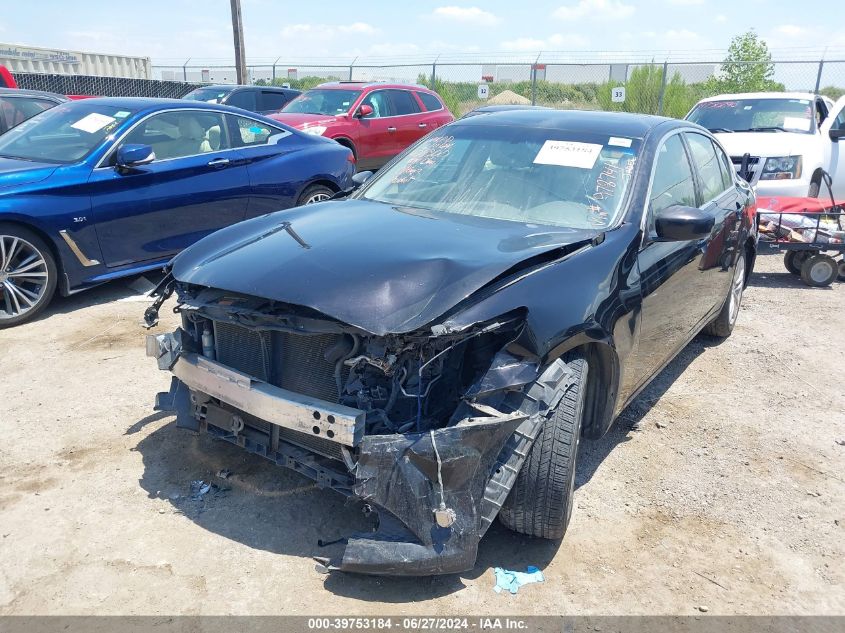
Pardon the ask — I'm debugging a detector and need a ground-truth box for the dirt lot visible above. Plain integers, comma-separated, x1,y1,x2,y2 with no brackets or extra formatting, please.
1,252,843,615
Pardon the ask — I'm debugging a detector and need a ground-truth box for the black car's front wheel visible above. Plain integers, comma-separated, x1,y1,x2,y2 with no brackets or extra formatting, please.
704,250,746,338
0,224,57,329
498,353,588,540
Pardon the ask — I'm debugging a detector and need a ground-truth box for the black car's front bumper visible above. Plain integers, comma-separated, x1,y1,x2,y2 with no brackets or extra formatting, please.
149,331,572,576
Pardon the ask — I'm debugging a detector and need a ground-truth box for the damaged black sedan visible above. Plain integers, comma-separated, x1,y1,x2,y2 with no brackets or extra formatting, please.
145,110,756,576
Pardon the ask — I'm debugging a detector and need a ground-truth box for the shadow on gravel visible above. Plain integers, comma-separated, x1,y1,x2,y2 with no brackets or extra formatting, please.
132,331,716,600
748,270,836,290
26,271,165,326
575,333,713,489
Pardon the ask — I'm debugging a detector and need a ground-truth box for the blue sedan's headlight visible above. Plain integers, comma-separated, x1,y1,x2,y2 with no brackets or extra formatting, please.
760,155,802,180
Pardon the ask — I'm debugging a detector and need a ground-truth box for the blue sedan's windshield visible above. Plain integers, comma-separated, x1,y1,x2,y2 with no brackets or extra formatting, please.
0,103,136,164
359,125,641,229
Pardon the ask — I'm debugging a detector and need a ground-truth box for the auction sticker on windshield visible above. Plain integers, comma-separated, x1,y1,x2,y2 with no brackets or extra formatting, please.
71,112,116,134
533,140,602,169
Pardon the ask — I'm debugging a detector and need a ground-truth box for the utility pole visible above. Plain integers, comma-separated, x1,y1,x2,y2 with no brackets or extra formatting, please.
230,0,247,84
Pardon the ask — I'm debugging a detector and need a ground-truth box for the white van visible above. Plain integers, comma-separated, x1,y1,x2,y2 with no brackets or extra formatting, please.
686,92,845,199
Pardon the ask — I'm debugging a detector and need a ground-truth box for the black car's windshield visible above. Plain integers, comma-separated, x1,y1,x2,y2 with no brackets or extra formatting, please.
687,98,816,134
359,125,641,229
0,103,135,164
281,89,361,115
182,87,233,103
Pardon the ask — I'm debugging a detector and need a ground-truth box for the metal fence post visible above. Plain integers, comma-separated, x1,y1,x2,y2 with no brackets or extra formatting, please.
531,54,541,106
657,60,669,115
272,57,280,84
182,58,191,82
814,60,824,93
432,62,436,85
349,57,357,81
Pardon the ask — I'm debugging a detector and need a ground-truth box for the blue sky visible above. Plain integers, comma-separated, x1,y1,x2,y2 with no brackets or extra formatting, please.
1,0,843,63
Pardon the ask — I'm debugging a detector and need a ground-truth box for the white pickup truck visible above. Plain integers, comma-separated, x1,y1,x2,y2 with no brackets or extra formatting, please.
686,92,845,199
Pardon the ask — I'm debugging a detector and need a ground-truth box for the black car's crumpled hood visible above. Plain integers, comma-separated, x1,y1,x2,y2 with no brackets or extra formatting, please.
171,199,598,335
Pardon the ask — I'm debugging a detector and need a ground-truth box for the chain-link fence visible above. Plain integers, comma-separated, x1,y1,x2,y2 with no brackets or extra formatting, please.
12,72,201,98
10,56,845,113
159,58,840,118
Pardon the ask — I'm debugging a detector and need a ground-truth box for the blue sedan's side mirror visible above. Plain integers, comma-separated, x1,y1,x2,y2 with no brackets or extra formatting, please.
351,170,374,187
116,144,155,168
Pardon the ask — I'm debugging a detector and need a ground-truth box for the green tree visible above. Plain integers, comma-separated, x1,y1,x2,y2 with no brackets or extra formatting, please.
705,30,783,94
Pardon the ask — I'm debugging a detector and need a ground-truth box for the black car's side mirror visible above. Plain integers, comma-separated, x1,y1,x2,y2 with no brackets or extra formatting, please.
829,128,845,142
352,171,374,187
116,143,155,169
654,205,714,241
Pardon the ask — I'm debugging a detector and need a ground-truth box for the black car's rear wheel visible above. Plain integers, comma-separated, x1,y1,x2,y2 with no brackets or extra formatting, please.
498,353,588,540
838,259,845,282
0,224,57,328
704,250,746,338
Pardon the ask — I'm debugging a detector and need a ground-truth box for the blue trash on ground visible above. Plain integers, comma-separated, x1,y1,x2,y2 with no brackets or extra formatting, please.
493,566,545,594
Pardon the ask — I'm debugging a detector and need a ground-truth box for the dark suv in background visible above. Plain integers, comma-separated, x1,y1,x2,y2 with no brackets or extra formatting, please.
182,84,301,115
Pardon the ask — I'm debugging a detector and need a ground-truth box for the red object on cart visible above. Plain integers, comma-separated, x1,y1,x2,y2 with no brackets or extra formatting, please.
756,196,845,214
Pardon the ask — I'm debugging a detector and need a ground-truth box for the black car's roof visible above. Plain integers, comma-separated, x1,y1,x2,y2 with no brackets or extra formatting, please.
0,87,67,101
455,108,683,139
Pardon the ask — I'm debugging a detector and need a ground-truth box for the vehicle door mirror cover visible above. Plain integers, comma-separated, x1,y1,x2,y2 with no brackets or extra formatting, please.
357,104,374,118
116,143,155,168
654,205,715,241
352,170,374,187
829,128,845,142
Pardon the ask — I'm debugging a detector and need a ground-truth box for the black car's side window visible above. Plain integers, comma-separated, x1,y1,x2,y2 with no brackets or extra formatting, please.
685,132,729,203
259,90,291,112
120,111,230,161
227,114,288,147
648,134,697,232
225,89,257,111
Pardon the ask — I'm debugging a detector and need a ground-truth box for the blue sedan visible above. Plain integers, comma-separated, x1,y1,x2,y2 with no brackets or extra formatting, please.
0,97,355,327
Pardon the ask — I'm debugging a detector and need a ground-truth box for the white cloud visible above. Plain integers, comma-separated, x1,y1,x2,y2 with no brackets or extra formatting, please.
667,0,704,5
552,0,635,20
715,14,727,23
430,6,501,26
280,22,379,41
501,33,590,51
773,24,808,37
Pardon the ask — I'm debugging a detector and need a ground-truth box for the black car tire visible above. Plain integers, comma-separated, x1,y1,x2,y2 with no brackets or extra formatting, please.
838,259,845,282
704,250,746,338
0,223,57,329
498,353,588,540
297,184,335,206
800,254,838,287
783,250,807,275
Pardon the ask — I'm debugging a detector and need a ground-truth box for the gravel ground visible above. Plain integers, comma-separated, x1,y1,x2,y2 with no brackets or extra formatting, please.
0,252,843,615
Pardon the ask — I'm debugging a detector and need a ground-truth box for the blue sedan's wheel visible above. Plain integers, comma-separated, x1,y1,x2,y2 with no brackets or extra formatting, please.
0,224,57,328
297,184,334,206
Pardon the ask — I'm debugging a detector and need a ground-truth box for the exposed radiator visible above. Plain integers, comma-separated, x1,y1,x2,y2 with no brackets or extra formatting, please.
213,321,345,403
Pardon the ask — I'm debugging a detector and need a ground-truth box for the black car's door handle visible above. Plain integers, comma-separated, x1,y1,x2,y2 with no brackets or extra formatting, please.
207,157,230,167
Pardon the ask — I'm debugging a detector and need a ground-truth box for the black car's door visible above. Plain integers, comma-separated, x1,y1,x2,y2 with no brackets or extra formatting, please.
88,109,250,267
630,131,734,388
683,131,742,316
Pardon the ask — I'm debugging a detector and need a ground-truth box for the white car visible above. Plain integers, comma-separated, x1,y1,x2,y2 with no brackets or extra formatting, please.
686,92,845,199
